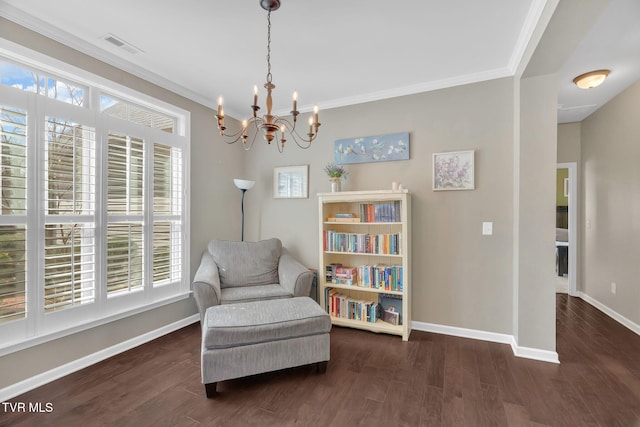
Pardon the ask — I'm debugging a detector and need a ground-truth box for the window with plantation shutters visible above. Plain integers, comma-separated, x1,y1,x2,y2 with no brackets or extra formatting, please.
44,117,96,311
107,132,144,295
0,52,189,349
0,105,27,324
153,143,182,286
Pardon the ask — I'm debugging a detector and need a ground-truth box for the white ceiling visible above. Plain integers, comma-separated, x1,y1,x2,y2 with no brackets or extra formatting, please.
0,0,637,124
557,0,640,123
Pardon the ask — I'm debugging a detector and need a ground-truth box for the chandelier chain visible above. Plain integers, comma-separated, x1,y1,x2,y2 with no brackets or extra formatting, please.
266,10,272,84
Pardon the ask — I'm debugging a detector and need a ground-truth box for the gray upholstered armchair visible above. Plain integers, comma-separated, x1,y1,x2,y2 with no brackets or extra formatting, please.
192,238,313,323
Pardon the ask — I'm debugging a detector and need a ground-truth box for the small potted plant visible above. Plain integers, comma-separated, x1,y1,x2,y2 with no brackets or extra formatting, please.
324,162,348,192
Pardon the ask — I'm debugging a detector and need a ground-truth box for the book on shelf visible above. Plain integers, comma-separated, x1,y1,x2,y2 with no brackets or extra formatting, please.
335,266,357,278
325,287,380,324
334,213,356,218
333,278,355,286
325,264,403,291
356,264,403,291
359,201,402,223
383,308,400,325
379,293,403,325
327,217,361,223
325,263,342,282
323,230,402,255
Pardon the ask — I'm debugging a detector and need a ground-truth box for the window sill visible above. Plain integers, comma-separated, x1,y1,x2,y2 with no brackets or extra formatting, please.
0,292,193,357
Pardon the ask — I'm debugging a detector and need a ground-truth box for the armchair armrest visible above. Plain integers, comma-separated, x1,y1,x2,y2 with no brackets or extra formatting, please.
192,252,222,325
278,250,313,297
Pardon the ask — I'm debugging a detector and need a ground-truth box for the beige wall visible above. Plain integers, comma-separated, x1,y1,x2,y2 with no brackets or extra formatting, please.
0,18,244,388
245,78,517,335
557,122,581,163
581,80,640,326
515,74,557,351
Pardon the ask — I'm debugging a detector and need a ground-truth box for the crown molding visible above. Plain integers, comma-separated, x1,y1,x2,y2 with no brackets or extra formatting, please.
508,0,550,74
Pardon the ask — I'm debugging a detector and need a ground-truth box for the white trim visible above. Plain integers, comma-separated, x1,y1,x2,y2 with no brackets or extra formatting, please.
0,42,191,351
0,292,192,356
411,320,560,364
511,342,560,363
507,0,550,73
0,313,200,402
557,162,578,296
281,68,513,120
578,291,640,337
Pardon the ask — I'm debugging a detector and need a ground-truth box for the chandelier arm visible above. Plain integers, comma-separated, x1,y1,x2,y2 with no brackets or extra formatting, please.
273,132,285,153
221,130,246,144
272,118,316,148
244,126,262,151
219,117,260,144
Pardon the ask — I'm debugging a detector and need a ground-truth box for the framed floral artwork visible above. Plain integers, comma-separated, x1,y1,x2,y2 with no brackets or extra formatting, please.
334,132,409,164
432,150,475,191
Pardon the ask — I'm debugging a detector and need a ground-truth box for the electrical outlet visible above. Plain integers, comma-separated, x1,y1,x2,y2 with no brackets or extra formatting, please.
611,282,617,294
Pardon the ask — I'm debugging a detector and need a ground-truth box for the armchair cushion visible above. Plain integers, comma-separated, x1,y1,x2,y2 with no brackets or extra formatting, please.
207,238,281,288
220,284,291,304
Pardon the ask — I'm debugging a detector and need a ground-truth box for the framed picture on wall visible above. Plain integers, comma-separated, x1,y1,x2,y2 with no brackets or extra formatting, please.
273,165,309,198
432,150,475,191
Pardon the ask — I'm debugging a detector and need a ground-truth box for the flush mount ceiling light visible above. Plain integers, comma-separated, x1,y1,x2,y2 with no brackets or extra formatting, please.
216,0,320,152
572,69,610,89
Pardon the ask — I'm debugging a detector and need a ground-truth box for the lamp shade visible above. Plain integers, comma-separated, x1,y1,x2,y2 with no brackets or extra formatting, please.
573,70,610,89
233,179,255,190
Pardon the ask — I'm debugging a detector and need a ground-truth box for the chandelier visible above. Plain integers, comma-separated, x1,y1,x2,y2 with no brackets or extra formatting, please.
216,0,320,152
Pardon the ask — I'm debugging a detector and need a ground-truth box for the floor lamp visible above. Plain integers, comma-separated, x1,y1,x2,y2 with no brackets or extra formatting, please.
233,179,255,241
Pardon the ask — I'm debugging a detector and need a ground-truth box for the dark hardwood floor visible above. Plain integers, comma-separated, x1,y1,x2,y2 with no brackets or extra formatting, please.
2,294,640,426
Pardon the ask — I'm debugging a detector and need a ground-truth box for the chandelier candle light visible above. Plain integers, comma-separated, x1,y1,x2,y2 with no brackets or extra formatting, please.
216,0,320,152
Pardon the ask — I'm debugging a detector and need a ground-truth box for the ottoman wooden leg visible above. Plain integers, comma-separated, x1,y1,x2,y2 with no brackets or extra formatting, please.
316,361,328,374
205,382,217,398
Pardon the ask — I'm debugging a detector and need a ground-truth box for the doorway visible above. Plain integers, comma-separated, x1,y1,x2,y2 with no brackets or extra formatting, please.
556,163,577,296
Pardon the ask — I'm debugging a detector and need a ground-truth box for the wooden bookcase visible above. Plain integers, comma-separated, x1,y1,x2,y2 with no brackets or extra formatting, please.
318,190,411,341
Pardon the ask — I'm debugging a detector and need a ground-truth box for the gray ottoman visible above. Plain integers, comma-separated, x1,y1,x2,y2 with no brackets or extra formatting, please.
201,296,331,397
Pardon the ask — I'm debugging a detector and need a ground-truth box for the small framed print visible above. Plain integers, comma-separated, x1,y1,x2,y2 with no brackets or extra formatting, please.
432,150,475,191
273,165,309,199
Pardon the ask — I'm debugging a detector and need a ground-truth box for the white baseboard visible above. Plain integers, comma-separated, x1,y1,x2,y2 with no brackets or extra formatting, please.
0,314,200,403
511,343,559,363
577,291,640,336
411,320,559,364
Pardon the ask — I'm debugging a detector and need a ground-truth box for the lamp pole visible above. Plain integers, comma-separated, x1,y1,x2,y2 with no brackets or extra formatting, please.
240,188,247,242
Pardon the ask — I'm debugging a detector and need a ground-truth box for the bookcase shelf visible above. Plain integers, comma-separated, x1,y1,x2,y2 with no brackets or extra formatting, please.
323,251,403,258
321,281,404,296
329,316,403,335
318,190,411,341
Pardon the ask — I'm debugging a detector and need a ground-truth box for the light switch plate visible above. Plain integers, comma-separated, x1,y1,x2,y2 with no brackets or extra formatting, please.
482,222,493,235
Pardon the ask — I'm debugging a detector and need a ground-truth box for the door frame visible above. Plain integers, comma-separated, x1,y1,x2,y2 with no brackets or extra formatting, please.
557,162,577,296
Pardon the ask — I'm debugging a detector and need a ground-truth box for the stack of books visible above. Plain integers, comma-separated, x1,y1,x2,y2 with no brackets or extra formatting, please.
327,213,360,223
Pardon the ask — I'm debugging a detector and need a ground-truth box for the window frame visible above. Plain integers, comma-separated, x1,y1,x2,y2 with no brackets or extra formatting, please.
0,39,191,355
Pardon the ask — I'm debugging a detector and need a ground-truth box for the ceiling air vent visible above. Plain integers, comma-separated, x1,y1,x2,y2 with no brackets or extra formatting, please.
102,33,144,55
